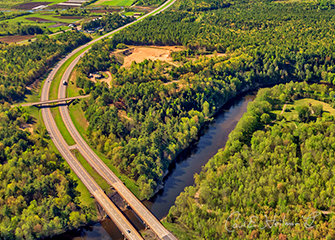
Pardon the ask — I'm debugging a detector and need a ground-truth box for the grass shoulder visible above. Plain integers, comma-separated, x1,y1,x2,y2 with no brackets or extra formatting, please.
49,44,91,100
50,107,76,145
162,220,202,240
72,149,114,196
69,101,141,198
24,105,98,220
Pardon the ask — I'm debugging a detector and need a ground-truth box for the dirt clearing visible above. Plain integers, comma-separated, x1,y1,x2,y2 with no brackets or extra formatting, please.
0,35,35,43
119,46,185,68
20,123,34,134
90,71,112,87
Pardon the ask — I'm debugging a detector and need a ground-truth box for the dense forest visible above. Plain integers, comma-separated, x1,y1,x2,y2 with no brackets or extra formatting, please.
0,104,91,239
0,31,91,103
73,0,335,200
167,82,335,239
81,13,134,31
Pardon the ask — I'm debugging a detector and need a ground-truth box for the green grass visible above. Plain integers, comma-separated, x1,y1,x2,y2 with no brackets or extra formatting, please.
273,98,335,121
0,12,81,33
50,107,76,146
67,71,140,197
32,0,69,4
123,12,142,16
67,71,82,98
68,101,141,198
49,44,91,100
73,149,114,195
69,101,88,133
99,0,134,6
162,220,202,240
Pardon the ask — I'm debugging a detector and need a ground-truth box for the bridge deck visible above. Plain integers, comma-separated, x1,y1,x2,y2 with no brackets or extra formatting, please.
12,95,89,107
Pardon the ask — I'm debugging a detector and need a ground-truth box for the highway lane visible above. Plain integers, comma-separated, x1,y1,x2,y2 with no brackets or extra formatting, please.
55,1,178,239
41,55,143,240
59,100,177,240
40,1,177,239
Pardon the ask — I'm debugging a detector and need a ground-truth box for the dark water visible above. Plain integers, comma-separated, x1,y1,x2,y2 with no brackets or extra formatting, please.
51,91,257,240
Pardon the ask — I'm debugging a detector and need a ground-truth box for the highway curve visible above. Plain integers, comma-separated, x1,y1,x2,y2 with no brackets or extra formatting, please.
41,59,143,240
42,1,177,239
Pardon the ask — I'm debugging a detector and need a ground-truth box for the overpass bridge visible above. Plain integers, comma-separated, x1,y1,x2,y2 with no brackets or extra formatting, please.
12,95,89,107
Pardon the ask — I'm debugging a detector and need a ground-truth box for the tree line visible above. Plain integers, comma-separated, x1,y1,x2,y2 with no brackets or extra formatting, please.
73,0,335,201
0,31,91,103
167,81,335,239
81,13,134,31
0,104,92,239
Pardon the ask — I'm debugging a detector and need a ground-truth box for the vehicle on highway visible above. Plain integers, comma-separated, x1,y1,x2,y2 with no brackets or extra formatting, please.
63,80,67,85
127,230,131,233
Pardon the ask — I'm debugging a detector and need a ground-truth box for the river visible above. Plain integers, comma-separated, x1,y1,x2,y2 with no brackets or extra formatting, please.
50,91,257,240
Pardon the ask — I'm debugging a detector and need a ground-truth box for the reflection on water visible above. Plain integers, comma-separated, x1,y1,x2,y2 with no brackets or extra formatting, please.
50,91,256,240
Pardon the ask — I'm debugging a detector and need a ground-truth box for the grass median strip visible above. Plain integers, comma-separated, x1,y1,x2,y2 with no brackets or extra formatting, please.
50,107,76,146
72,149,114,196
49,44,92,100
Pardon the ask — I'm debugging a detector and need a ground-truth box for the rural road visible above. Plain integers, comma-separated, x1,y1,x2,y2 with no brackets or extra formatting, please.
41,0,178,239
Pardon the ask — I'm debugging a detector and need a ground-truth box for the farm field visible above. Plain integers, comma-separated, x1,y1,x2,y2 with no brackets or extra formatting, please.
0,12,82,23
0,34,35,43
94,0,134,6
31,0,68,5
0,12,81,33
123,11,142,16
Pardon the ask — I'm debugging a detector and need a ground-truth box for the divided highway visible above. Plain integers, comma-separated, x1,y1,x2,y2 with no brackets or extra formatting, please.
41,57,143,240
41,1,178,239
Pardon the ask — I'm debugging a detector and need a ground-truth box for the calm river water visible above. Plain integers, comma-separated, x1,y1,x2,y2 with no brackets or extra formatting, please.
51,91,257,240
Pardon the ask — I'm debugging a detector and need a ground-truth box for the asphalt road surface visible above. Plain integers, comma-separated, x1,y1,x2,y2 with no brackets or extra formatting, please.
41,64,143,240
41,0,178,239
16,95,89,107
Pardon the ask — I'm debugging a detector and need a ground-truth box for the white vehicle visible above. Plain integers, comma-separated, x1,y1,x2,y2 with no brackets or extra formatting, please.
63,80,67,85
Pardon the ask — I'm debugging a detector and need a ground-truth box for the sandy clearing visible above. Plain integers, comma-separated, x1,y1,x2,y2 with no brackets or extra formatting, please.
121,46,185,68
20,123,34,134
91,71,112,87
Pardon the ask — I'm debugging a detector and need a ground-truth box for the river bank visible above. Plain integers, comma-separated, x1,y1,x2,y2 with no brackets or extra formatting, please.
49,82,268,239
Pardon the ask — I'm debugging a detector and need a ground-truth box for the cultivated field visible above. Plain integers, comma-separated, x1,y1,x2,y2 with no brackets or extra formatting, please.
14,1,51,9
0,12,82,33
93,0,134,6
0,34,35,43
